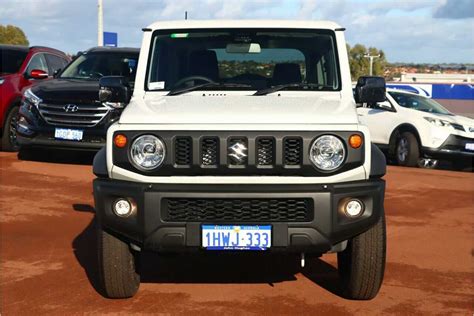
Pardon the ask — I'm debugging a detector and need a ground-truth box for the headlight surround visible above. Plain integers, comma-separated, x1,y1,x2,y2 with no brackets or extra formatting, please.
309,135,346,171
130,135,166,171
424,117,453,129
23,88,42,107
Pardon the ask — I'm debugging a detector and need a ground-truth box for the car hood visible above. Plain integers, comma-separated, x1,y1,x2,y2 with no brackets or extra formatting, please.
120,94,357,125
31,78,100,104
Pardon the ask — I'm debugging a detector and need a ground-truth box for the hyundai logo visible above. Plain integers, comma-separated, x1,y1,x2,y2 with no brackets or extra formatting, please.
63,104,79,113
228,141,248,164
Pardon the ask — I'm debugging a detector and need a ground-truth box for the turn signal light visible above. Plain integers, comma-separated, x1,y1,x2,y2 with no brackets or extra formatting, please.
349,134,363,149
114,134,127,148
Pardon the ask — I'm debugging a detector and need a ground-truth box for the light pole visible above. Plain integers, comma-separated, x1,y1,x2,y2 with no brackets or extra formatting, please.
364,53,380,76
98,0,103,46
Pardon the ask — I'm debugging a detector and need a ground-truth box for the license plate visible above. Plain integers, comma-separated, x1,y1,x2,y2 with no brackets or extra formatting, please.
202,225,271,250
465,143,474,151
54,128,83,141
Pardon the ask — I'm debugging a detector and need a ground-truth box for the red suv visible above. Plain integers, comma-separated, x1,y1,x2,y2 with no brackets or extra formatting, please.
0,45,70,151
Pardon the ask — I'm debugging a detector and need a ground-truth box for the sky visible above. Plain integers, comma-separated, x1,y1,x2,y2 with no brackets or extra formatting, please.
1,0,473,63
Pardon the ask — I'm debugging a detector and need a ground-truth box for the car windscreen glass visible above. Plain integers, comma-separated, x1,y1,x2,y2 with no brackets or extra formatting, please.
0,48,28,74
147,28,341,92
60,52,138,82
389,91,451,115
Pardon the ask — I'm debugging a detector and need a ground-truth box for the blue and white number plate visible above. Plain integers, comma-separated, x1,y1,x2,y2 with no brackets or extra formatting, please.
202,225,271,250
54,128,83,141
465,143,474,151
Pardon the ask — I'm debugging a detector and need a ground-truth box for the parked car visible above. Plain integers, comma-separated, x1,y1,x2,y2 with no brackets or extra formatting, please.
357,89,474,169
16,46,139,151
92,20,387,300
0,45,70,151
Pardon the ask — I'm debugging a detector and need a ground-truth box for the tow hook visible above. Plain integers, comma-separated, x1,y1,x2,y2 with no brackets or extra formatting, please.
418,158,438,169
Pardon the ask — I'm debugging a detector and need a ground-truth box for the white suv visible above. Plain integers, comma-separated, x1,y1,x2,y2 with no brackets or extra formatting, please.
93,20,388,299
357,89,474,169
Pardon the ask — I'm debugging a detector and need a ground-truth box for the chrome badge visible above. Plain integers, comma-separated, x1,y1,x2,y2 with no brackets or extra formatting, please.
63,104,79,113
228,141,248,164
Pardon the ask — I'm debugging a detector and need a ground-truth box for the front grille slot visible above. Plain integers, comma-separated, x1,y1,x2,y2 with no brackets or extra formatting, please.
38,102,109,127
163,198,313,222
175,137,192,165
201,137,219,166
284,137,303,166
257,137,275,166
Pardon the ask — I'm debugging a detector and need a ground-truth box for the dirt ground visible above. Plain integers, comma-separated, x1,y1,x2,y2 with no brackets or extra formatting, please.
1,151,473,315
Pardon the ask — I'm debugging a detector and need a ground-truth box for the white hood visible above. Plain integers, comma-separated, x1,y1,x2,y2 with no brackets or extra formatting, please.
119,93,358,125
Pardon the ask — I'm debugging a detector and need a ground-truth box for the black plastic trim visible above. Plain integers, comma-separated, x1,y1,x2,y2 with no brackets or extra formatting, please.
370,143,386,178
93,147,108,178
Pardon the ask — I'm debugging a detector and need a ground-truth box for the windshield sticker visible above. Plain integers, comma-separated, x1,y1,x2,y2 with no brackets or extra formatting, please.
149,81,165,90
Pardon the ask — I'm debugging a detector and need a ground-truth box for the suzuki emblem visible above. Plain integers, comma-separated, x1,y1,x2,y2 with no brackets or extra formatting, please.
228,141,248,164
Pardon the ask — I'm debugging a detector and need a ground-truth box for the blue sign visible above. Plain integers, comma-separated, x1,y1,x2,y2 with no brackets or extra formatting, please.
387,83,474,101
103,32,117,47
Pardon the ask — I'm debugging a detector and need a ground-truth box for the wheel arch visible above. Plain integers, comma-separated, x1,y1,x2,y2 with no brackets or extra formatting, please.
388,123,421,156
1,96,22,136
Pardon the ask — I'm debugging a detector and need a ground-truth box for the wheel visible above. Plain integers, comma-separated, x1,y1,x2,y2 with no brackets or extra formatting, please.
395,132,419,167
337,212,386,300
1,106,20,152
97,224,140,298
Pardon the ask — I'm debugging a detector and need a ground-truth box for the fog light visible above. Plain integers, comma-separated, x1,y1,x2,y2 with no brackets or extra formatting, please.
344,199,364,217
113,198,136,217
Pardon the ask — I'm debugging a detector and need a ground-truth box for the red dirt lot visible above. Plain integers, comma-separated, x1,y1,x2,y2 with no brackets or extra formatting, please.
1,151,473,315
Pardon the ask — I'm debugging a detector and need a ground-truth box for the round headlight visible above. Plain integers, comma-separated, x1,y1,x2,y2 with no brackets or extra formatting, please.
310,135,345,171
130,135,165,170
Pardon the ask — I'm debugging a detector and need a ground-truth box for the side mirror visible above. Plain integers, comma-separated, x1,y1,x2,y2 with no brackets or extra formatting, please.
354,76,386,104
28,69,49,80
99,76,131,107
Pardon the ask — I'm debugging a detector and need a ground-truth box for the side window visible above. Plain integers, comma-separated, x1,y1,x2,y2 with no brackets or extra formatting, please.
26,54,49,74
45,54,68,74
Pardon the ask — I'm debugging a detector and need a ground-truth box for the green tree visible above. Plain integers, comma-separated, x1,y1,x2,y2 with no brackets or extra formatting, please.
347,43,387,80
0,25,29,46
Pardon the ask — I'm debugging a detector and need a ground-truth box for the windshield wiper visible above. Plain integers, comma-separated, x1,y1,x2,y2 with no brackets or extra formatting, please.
167,82,251,96
253,83,333,96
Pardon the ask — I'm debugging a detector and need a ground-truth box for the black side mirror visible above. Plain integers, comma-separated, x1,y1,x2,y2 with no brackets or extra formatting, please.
99,76,131,107
354,76,386,104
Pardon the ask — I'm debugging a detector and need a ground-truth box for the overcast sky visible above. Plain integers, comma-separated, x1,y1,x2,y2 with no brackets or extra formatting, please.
1,0,473,63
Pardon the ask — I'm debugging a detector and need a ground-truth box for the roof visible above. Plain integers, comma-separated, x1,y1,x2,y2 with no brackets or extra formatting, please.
146,20,343,31
86,46,140,54
0,44,29,51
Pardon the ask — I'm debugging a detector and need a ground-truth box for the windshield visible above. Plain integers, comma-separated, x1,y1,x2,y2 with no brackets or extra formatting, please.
147,28,340,92
60,52,138,82
0,48,28,74
389,91,451,115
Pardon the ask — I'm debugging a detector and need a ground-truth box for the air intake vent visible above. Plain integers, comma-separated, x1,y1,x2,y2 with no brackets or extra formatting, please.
257,137,275,166
284,137,302,166
175,137,192,165
201,137,219,166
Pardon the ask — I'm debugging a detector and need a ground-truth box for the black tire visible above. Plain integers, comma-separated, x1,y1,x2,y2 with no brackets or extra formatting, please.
97,225,140,298
395,132,419,167
338,212,386,300
1,106,20,152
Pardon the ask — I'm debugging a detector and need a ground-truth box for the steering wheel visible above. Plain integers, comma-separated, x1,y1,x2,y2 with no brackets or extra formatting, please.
172,75,215,89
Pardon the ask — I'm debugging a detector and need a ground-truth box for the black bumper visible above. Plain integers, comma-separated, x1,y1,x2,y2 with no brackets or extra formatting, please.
93,179,385,254
423,135,474,159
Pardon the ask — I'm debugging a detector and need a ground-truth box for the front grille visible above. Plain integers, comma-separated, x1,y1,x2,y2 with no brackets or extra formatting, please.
284,137,303,165
163,198,313,222
175,137,192,165
451,123,465,132
257,137,275,166
201,137,219,166
38,102,109,127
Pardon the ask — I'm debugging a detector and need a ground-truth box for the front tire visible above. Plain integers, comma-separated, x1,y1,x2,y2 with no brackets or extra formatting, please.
97,225,140,298
1,106,20,152
396,132,419,167
337,212,386,300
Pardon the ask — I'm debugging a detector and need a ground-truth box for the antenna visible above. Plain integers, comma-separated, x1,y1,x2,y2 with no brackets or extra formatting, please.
185,11,188,20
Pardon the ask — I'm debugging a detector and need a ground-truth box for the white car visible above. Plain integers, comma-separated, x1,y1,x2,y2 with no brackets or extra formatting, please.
92,20,388,299
357,89,474,169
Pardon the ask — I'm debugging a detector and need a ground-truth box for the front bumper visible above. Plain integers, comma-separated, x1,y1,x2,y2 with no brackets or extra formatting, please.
423,134,474,158
93,179,385,254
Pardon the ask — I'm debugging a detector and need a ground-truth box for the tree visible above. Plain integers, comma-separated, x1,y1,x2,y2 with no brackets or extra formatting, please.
0,25,29,46
347,43,387,80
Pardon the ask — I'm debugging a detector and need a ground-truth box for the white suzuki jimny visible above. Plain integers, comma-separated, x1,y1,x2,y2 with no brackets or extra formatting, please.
93,20,388,300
